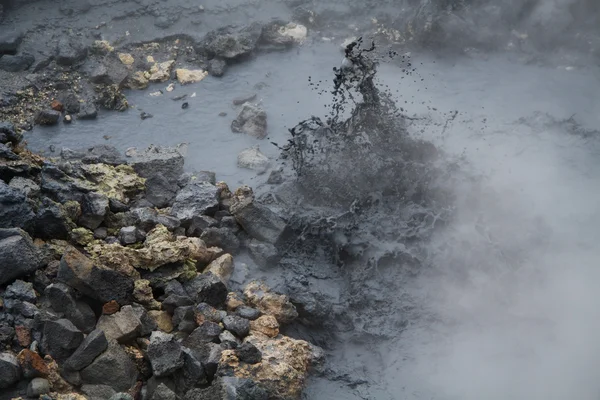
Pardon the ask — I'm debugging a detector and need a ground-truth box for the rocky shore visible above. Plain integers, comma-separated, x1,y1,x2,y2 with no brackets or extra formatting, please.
0,120,325,399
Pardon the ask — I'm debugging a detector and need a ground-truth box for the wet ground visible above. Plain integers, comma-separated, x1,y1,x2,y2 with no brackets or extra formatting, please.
4,1,600,399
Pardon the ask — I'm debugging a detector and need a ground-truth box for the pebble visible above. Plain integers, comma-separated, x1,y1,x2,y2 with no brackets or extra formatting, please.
140,112,153,120
181,102,189,109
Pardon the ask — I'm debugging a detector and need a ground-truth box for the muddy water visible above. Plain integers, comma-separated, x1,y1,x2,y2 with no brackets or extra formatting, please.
24,40,600,400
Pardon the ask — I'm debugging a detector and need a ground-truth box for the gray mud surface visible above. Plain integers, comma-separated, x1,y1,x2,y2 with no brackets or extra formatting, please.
3,0,600,399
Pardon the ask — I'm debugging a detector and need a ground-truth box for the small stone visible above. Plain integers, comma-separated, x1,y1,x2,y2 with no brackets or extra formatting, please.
103,301,120,315
80,340,137,392
235,342,262,364
42,319,84,361
148,311,173,333
64,115,72,123
175,69,209,84
184,322,222,344
0,352,21,388
237,145,270,173
34,110,61,126
148,60,175,82
232,93,257,105
147,331,184,377
222,315,250,338
183,273,228,307
118,53,134,65
203,253,234,283
226,292,245,311
17,349,48,379
219,330,240,349
172,306,196,333
51,99,64,111
96,305,142,343
127,71,149,90
15,325,31,347
207,58,226,77
70,227,94,246
64,329,108,372
194,303,222,325
236,306,261,320
118,226,146,245
231,103,267,139
250,315,279,338
27,377,51,397
181,102,189,109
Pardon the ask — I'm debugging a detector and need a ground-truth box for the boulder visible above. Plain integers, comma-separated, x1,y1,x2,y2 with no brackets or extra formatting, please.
237,145,270,172
0,352,21,389
0,228,42,286
183,273,228,306
96,305,142,343
170,181,219,224
32,197,75,240
42,318,84,361
243,281,298,324
80,340,138,392
147,331,184,377
175,69,209,84
231,104,267,139
57,246,134,305
64,329,108,371
79,192,109,230
0,180,34,229
230,188,288,245
199,23,262,60
0,52,35,72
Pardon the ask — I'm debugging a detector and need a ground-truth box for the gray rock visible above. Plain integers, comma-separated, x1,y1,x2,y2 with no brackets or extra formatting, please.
161,294,193,314
130,303,157,336
57,247,134,305
81,384,117,400
118,226,146,245
151,383,177,400
64,329,108,371
235,342,262,364
235,306,261,320
182,342,222,380
27,377,50,397
128,145,184,184
222,315,250,338
207,58,227,77
79,192,109,230
247,239,281,267
0,121,22,145
9,177,40,198
145,173,179,208
59,92,81,114
96,305,142,343
56,38,88,66
0,31,23,54
186,215,218,237
5,279,36,302
130,207,181,231
147,331,184,377
42,318,84,361
109,393,134,400
0,323,15,346
170,181,219,224
231,103,267,139
183,273,228,307
94,227,108,239
194,303,223,324
221,376,269,400
39,163,90,203
183,322,222,346
230,198,288,245
174,347,207,393
219,330,240,349
172,306,196,333
109,198,129,213
0,181,35,229
0,52,35,72
199,227,240,253
45,283,96,333
0,228,42,286
60,145,126,166
80,340,138,392
32,197,73,240
0,352,21,389
0,142,18,160
85,60,129,87
237,145,270,172
34,109,61,125
77,101,98,120
199,23,262,60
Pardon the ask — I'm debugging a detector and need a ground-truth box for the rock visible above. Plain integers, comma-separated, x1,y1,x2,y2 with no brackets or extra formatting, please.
249,315,279,338
109,198,129,213
219,330,240,349
184,322,222,345
184,342,222,379
172,306,196,333
90,40,114,55
82,384,117,400
32,197,74,240
151,383,177,400
57,246,134,305
118,226,146,245
16,349,47,379
0,228,42,285
144,173,178,208
235,342,262,364
34,109,61,126
243,281,298,324
15,325,31,347
207,58,227,77
96,306,142,343
78,192,109,230
9,177,40,198
94,227,108,239
56,38,88,66
223,315,250,338
232,93,257,105
130,303,157,336
127,71,149,90
183,273,228,306
248,239,281,268
186,215,218,237
199,227,239,253
161,294,193,314
61,145,126,166
236,306,261,321
5,279,36,302
0,352,21,389
77,102,98,120
261,21,308,49
237,145,270,173
0,52,35,72
79,163,145,203
231,104,267,139
118,53,134,65
147,311,173,333
170,181,219,224
0,121,22,145
27,377,50,397
64,329,108,371
148,60,175,82
0,181,35,229
80,340,138,392
0,31,23,54
130,208,180,231
174,347,207,392
132,279,160,310
71,227,94,246
203,254,234,284
147,331,184,377
232,195,288,247
176,69,209,84
128,145,184,185
194,303,223,325
200,23,262,60
45,283,96,333
42,319,84,361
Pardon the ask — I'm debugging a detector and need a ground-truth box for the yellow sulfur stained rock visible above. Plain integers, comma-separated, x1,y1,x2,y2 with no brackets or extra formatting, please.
244,281,298,324
148,60,175,82
79,163,146,203
250,315,279,338
219,333,323,399
118,52,135,65
175,68,209,84
203,253,234,283
70,227,94,246
91,40,114,54
148,310,173,333
127,71,149,90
